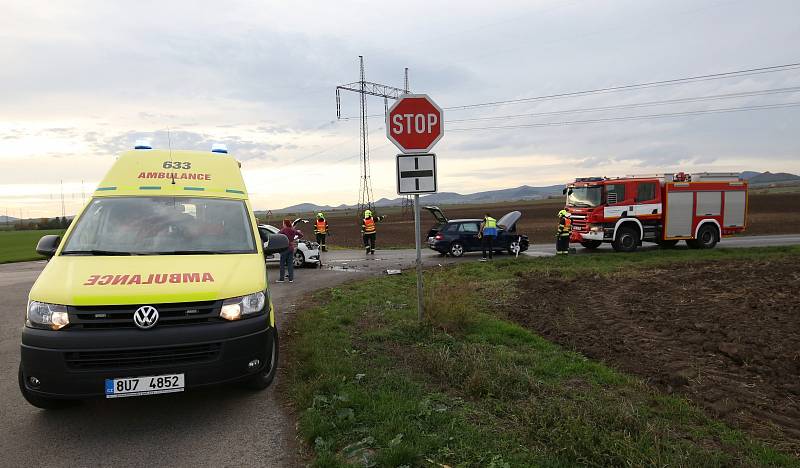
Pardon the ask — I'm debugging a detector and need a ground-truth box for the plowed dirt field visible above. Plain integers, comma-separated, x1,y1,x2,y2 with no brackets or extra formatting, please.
508,256,800,455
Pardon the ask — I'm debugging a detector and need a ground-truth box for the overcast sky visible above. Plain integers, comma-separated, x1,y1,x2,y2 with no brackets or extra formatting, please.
2,0,799,218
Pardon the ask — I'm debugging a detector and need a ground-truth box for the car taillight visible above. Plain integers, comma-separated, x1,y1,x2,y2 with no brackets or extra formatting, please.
435,234,444,240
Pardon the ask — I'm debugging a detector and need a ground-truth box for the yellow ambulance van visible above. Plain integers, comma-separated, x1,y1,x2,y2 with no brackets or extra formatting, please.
19,144,288,408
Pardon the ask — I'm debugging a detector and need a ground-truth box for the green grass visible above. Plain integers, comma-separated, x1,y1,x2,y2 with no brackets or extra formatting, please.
0,230,63,264
283,246,800,467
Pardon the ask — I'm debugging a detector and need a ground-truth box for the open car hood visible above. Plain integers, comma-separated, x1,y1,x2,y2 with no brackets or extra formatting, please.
423,206,448,223
497,210,521,230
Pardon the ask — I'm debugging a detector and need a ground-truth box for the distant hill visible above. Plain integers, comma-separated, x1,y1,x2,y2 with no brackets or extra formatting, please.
0,216,18,223
266,171,798,213
747,171,800,185
268,184,564,213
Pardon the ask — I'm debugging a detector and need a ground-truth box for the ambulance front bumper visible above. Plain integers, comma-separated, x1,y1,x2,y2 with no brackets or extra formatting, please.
19,318,273,399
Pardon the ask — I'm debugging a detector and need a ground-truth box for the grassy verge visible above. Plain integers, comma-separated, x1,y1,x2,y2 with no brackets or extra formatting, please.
283,246,800,467
0,230,63,264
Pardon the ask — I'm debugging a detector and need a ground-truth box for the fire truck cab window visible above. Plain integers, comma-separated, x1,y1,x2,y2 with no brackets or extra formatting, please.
636,182,657,202
567,186,602,207
605,184,626,205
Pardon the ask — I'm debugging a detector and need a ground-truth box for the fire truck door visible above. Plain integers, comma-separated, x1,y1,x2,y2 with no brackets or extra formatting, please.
666,191,693,238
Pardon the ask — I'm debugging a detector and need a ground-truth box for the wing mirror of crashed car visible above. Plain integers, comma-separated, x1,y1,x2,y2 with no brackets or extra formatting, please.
36,235,61,258
264,233,290,255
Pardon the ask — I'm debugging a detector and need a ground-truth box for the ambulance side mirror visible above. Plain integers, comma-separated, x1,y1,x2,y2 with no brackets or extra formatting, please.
36,235,61,258
264,234,289,255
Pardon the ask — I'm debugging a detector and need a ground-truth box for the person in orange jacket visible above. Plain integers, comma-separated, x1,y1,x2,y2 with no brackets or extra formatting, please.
360,209,385,255
313,212,329,252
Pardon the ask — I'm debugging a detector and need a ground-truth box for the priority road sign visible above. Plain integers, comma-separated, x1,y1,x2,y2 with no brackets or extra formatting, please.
396,153,437,195
387,94,444,154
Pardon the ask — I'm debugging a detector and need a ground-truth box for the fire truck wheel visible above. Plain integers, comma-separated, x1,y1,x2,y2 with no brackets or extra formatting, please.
689,224,719,249
580,240,602,249
612,225,639,252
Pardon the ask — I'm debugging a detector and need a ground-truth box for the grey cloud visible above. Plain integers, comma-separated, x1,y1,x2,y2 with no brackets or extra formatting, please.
87,130,281,162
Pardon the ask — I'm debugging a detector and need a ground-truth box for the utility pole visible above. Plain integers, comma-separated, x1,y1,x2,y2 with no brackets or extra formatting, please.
400,67,414,220
60,180,66,218
336,57,408,218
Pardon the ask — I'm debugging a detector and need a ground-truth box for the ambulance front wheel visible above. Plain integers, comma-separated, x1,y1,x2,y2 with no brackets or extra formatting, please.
244,327,279,390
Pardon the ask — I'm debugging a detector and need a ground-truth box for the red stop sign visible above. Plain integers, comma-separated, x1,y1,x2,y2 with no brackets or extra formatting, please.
386,94,444,154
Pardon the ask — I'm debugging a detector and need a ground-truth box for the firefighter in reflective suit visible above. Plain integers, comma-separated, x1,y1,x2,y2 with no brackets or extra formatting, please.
556,209,572,255
314,212,329,252
361,209,385,255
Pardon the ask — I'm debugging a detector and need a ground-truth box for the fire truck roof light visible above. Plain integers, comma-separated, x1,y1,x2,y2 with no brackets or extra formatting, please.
211,143,228,154
575,177,604,182
134,140,152,150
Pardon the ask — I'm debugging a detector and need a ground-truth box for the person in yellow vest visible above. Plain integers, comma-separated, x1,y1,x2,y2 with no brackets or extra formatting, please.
360,209,385,255
479,213,498,261
556,209,572,255
313,212,329,252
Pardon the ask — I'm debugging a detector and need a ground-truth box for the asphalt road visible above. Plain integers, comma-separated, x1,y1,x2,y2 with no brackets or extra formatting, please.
1,233,798,467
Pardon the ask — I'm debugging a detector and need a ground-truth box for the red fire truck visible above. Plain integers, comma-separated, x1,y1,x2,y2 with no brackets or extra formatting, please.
565,172,748,252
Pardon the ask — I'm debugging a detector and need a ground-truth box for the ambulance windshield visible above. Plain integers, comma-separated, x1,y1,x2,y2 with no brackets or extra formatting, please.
567,186,602,207
62,197,256,255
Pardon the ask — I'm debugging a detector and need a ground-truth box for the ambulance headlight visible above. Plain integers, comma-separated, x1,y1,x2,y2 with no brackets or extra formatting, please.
27,301,70,330
220,291,266,321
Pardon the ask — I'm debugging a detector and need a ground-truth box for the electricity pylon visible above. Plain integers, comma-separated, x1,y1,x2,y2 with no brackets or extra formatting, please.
336,57,408,218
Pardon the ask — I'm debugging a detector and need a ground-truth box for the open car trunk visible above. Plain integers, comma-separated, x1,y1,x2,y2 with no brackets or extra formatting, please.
497,210,521,233
423,206,448,238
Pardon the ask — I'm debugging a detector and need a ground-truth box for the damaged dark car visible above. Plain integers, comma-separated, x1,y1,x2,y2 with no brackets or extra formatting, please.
424,206,529,257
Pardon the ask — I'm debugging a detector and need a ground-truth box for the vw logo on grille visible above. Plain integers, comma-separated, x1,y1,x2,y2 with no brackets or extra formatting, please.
133,306,159,330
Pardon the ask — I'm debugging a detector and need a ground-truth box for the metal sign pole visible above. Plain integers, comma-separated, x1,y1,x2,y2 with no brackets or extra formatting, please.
413,194,424,321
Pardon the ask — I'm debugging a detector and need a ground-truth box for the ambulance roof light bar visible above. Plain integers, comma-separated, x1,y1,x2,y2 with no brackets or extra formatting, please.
134,139,152,150
211,143,228,154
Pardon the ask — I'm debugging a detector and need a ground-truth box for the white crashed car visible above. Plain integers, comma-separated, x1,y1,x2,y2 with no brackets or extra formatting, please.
258,221,320,268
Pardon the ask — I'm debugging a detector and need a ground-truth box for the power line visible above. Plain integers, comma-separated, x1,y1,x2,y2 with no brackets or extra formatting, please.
339,61,800,120
446,86,800,123
448,101,800,132
445,62,800,111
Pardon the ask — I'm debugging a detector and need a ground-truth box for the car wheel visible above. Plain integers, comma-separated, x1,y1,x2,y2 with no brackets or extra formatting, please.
18,364,74,409
449,241,464,257
612,225,639,253
689,224,718,249
508,240,522,255
244,327,279,390
293,250,305,268
580,240,602,249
